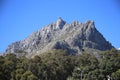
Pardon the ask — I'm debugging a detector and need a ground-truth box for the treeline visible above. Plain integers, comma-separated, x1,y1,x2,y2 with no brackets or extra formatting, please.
0,49,120,80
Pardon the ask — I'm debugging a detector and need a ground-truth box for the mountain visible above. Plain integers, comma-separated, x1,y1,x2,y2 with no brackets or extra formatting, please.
5,17,114,57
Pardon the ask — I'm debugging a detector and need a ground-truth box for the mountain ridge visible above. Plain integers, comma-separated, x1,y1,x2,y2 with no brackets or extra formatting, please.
6,18,114,57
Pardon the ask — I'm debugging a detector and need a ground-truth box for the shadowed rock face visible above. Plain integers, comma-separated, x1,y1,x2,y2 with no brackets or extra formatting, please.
6,18,114,57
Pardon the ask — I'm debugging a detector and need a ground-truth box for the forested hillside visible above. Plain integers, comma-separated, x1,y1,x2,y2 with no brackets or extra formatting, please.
1,49,120,80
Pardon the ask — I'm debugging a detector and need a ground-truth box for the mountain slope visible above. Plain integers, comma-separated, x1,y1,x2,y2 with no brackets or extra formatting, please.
6,18,114,57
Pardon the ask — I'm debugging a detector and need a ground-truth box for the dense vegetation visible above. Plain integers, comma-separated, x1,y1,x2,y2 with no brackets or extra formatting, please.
0,49,120,80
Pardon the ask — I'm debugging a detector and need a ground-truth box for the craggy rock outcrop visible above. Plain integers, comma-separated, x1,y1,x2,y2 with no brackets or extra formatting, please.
6,18,114,57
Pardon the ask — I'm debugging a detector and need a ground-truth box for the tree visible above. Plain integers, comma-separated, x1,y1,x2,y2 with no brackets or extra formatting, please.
21,71,38,80
0,56,4,80
3,54,17,80
112,69,120,80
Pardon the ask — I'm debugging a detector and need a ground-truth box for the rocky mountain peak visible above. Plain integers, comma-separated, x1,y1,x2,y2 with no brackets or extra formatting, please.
55,17,66,29
56,17,64,22
5,18,114,57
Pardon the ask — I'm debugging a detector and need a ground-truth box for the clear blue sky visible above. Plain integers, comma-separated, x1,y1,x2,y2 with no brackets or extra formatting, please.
0,0,120,52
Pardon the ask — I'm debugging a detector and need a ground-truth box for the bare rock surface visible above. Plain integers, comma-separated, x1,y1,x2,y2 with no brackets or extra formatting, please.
6,18,114,57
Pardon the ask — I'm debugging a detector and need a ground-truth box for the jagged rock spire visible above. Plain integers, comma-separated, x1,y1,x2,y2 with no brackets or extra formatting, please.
56,17,66,29
6,18,114,57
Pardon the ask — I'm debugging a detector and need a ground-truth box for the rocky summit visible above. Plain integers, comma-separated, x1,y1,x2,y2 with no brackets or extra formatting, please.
6,18,114,57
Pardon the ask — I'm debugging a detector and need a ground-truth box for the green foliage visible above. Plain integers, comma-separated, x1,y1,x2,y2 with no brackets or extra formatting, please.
1,49,120,80
16,50,24,53
21,71,38,80
112,69,120,80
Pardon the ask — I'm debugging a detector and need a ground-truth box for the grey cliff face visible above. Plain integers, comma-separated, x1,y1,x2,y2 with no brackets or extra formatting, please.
6,18,114,57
